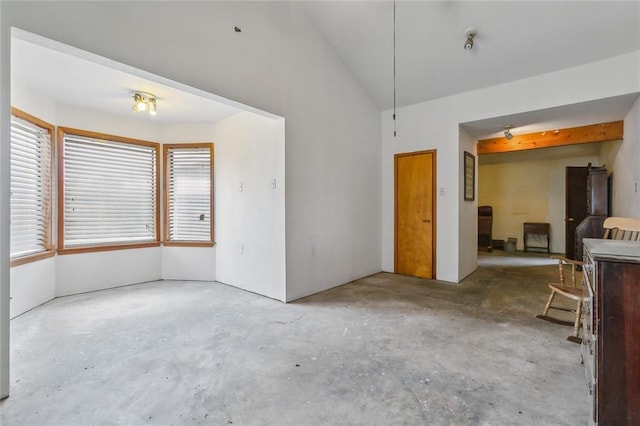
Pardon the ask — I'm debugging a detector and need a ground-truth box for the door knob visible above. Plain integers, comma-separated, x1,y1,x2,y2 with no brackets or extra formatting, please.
422,219,431,223
567,217,575,222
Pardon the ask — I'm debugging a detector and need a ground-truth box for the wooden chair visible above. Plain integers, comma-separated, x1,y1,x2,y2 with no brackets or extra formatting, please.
602,216,640,241
537,256,586,343
537,216,640,343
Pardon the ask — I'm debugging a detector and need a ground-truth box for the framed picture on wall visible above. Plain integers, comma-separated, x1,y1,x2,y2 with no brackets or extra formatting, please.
464,151,475,201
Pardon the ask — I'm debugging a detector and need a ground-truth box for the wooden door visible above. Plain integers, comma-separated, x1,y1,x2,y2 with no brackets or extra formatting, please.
395,150,436,279
565,166,588,259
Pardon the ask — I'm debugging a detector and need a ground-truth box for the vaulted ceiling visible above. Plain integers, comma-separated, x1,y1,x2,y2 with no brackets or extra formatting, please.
303,1,640,109
11,1,640,138
303,1,640,138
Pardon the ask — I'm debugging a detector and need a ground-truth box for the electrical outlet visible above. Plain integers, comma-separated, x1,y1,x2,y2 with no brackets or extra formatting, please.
238,182,244,192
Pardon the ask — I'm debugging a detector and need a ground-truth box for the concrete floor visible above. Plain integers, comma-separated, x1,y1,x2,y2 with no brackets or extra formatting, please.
0,251,589,425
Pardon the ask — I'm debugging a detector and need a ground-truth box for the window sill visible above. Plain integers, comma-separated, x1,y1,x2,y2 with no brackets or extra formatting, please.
163,242,215,248
58,242,161,255
10,250,56,267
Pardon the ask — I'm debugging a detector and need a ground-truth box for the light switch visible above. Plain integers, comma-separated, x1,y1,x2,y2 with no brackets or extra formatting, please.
238,182,244,192
439,187,445,196
271,178,277,189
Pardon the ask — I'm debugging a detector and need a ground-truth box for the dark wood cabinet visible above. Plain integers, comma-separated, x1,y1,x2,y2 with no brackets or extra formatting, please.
585,167,609,216
582,239,640,425
575,167,609,261
565,166,589,260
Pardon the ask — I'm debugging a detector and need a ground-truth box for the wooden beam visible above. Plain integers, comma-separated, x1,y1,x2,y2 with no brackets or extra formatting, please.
477,121,623,155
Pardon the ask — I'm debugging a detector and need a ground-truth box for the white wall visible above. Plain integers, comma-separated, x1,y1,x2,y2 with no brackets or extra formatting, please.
381,98,466,282
458,127,477,280
56,104,159,142
209,113,286,301
9,257,56,318
158,112,286,298
162,247,215,282
1,1,382,303
382,51,640,282
56,247,162,296
11,80,56,123
478,145,602,253
601,97,640,217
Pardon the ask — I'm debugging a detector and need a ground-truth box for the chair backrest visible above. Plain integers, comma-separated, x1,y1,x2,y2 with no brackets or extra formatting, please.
603,217,640,241
478,206,492,217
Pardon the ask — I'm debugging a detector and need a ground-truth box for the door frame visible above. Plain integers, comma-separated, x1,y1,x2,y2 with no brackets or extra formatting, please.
394,149,437,278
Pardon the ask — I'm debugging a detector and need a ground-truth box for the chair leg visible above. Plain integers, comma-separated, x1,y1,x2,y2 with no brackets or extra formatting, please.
542,290,556,316
572,300,583,338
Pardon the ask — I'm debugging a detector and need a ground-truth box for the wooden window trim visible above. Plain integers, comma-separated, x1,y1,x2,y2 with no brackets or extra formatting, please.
10,107,55,264
58,242,161,256
10,250,56,268
57,127,161,253
162,143,215,246
163,242,215,248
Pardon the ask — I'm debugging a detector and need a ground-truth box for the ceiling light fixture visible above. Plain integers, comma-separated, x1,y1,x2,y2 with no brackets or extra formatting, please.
464,28,476,51
504,126,514,140
132,91,158,116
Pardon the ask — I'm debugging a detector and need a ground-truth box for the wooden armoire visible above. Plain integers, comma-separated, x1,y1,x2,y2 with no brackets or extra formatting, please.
574,166,609,261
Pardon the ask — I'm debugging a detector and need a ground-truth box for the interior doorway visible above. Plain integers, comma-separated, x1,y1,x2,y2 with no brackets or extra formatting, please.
394,150,436,279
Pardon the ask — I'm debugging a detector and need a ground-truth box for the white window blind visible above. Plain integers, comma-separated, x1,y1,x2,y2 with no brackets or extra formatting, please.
61,132,158,248
165,145,212,243
10,113,52,258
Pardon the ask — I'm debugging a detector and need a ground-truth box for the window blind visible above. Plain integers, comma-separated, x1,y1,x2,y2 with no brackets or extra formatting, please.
61,133,158,247
165,146,212,242
10,114,53,258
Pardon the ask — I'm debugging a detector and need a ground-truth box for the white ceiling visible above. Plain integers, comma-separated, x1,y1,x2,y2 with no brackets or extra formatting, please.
303,1,640,110
461,94,640,139
303,0,640,138
11,33,245,124
10,1,640,135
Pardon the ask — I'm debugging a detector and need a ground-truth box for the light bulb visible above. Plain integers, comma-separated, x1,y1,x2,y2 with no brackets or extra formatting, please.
133,93,147,112
148,98,157,116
